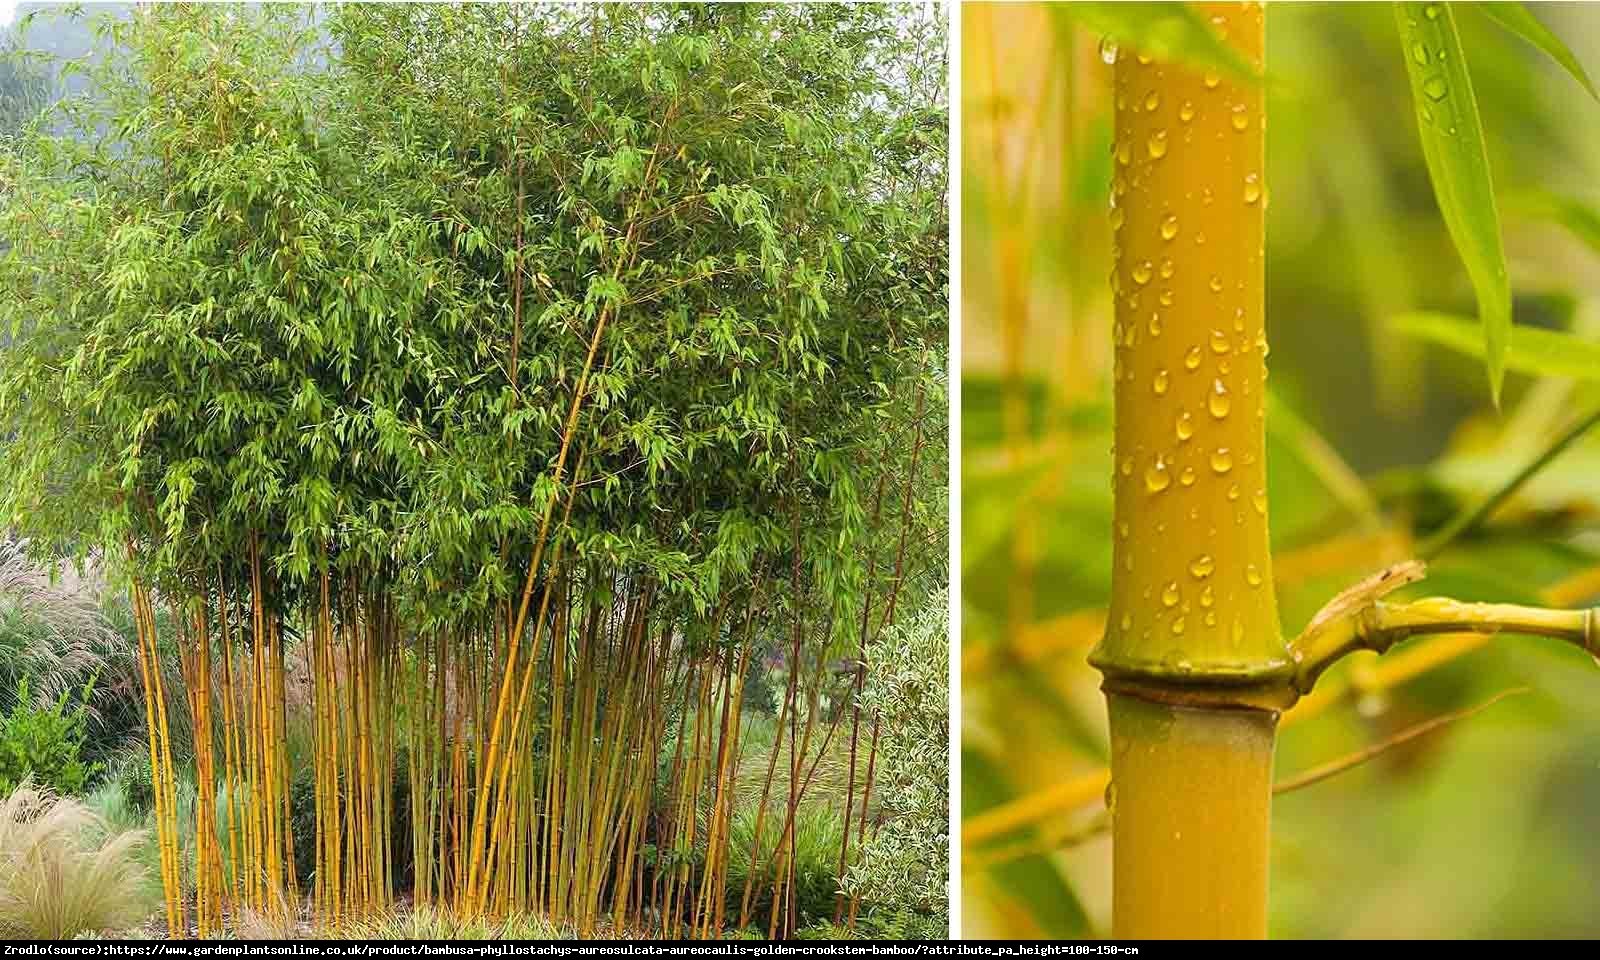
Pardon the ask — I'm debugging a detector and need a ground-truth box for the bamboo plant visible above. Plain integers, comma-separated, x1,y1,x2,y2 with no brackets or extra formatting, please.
0,3,947,939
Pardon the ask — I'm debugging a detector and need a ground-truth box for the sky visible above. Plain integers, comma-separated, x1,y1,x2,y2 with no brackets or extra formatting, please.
0,2,15,29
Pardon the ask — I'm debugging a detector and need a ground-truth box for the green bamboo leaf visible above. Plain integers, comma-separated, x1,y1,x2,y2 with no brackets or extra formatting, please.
1505,189,1600,257
1472,2,1599,102
1395,2,1512,406
1391,311,1600,383
1045,2,1260,85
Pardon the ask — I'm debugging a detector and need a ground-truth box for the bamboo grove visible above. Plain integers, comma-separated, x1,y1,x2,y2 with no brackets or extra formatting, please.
0,3,948,938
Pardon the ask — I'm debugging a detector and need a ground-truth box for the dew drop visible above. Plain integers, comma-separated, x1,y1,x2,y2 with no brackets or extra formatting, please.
1136,52,1152,65
1246,564,1263,587
1252,488,1267,516
1230,103,1249,131
1425,3,1441,19
1410,41,1428,67
1210,447,1233,474
1179,100,1195,122
1210,329,1230,354
1243,172,1262,204
1116,140,1131,166
1204,611,1217,627
1147,130,1169,159
1148,312,1163,336
1144,90,1160,111
1159,289,1174,307
1099,34,1120,65
1189,554,1215,579
1153,368,1170,395
1159,257,1175,279
1184,346,1203,370
1423,75,1448,101
1160,213,1180,240
1119,457,1133,477
1199,585,1214,608
1208,380,1231,418
1110,207,1125,232
1179,466,1196,487
1162,581,1181,607
1171,616,1187,635
1145,457,1171,493
1132,260,1153,285
1175,411,1194,441
1233,306,1246,332
1118,520,1130,539
1203,70,1221,89
1120,613,1132,631
1208,274,1224,293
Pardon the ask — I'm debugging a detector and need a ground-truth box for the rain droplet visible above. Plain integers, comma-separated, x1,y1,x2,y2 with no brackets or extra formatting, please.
1110,207,1125,231
1179,466,1196,487
1210,329,1230,354
1120,613,1133,631
1171,616,1187,635
1148,312,1163,336
1211,448,1233,474
1159,257,1176,279
1425,3,1441,19
1246,564,1263,587
1208,380,1232,418
1159,289,1175,307
1119,457,1133,477
1233,306,1246,332
1243,172,1262,204
1099,35,1120,65
1179,100,1195,122
1203,70,1221,89
1252,488,1268,516
1137,52,1152,66
1204,611,1217,627
1230,103,1249,131
1189,554,1215,579
1423,75,1448,101
1147,130,1169,159
1145,457,1171,493
1162,582,1181,607
1209,274,1224,293
1116,140,1131,166
1153,368,1170,394
1175,411,1194,441
1199,585,1215,608
1160,213,1180,240
1144,90,1160,111
1132,260,1153,285
1184,346,1203,370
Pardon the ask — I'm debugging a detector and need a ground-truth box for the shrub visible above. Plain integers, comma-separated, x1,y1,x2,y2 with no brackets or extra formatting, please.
725,802,845,926
842,587,948,919
0,781,155,938
0,677,100,796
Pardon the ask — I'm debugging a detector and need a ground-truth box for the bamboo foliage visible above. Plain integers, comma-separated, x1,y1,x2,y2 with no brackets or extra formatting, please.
0,2,946,940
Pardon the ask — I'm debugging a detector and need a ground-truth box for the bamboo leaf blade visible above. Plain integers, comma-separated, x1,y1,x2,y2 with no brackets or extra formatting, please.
1390,311,1600,383
1472,1,1599,102
1395,2,1512,405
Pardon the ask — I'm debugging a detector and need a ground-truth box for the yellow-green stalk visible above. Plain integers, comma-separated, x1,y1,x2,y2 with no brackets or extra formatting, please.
1089,1,1284,938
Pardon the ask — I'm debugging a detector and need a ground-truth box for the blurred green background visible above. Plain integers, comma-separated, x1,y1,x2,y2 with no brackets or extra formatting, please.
962,1,1600,939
